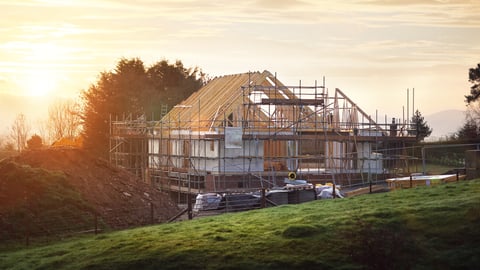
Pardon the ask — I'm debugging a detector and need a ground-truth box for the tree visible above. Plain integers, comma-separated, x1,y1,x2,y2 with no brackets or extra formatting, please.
9,114,30,152
455,120,480,141
27,134,43,149
465,63,480,103
463,97,480,127
453,106,480,141
408,110,432,141
0,139,16,160
48,99,82,142
81,58,204,157
146,60,205,111
459,63,480,141
3,142,15,152
36,119,51,146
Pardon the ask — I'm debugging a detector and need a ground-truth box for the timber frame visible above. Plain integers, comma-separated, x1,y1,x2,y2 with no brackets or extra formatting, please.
110,71,418,200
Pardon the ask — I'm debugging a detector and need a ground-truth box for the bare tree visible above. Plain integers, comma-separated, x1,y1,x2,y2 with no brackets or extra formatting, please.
36,119,52,146
454,102,480,140
47,99,82,142
0,135,5,157
0,135,16,159
9,114,30,152
466,101,480,126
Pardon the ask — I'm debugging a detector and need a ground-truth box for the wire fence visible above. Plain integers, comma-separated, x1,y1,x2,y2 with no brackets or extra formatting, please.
0,203,172,248
1,176,469,249
2,143,477,249
0,187,322,248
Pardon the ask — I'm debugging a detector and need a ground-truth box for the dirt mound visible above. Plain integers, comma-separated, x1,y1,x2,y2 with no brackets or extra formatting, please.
1,148,179,231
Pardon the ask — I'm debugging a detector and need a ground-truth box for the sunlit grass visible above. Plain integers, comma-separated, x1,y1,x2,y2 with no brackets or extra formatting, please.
1,179,479,269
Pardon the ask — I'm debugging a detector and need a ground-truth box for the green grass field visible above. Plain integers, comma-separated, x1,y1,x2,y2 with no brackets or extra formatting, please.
1,179,479,270
422,162,460,175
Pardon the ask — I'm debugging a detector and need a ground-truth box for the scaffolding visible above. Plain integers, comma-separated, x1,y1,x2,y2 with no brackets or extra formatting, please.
110,71,418,201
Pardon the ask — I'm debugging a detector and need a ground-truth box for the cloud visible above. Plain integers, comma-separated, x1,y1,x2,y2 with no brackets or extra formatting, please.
0,0,478,120
358,0,474,6
356,0,480,28
255,0,310,9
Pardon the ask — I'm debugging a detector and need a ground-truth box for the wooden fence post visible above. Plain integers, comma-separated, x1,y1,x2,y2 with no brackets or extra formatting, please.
94,212,98,235
261,188,266,208
150,202,155,224
187,194,193,220
25,224,30,247
25,191,30,247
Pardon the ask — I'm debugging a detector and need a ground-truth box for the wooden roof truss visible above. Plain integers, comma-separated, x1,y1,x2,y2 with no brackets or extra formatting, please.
160,70,385,136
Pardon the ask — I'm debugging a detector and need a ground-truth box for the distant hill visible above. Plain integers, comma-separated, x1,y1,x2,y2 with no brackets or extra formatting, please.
425,109,465,140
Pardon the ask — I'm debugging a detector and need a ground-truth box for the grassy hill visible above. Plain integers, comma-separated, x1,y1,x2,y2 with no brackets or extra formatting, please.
0,161,95,241
1,179,479,270
0,149,179,239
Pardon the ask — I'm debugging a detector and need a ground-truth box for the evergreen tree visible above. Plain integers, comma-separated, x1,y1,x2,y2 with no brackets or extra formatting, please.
81,58,204,157
455,120,480,141
459,63,480,141
27,134,43,150
465,63,480,103
409,110,432,141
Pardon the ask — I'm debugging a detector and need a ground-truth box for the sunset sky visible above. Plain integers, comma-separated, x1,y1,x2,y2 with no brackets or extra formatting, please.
1,0,479,137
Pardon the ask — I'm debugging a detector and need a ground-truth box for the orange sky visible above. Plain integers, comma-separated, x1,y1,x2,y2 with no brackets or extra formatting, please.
1,0,479,138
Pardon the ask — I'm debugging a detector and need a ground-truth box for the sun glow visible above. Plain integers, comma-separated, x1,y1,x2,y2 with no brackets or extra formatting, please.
15,42,66,97
23,70,57,97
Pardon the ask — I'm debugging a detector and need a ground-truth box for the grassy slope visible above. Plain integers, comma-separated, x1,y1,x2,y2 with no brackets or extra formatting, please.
0,161,95,242
1,180,479,270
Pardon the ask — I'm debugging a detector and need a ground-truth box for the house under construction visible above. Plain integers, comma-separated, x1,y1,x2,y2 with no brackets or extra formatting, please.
110,70,418,199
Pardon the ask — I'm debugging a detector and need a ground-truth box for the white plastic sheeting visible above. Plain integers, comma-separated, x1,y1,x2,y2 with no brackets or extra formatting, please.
193,193,222,212
316,185,344,199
